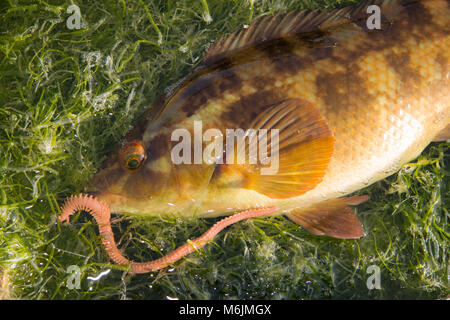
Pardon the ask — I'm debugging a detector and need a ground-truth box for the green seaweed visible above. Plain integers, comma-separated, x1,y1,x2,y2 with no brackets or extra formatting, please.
0,0,448,300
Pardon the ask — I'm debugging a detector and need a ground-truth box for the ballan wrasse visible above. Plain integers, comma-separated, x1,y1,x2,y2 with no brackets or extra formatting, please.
60,0,449,273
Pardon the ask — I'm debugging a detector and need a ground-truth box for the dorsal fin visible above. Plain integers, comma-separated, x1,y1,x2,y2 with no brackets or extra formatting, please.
203,9,345,64
203,0,415,65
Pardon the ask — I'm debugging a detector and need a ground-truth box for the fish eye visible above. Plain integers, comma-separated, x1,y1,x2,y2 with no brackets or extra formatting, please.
120,141,146,171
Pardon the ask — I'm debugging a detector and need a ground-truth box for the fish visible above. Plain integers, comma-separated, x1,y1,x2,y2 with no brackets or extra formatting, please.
60,0,449,272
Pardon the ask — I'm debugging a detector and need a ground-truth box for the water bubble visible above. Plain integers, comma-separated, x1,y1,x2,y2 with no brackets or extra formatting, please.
203,13,213,24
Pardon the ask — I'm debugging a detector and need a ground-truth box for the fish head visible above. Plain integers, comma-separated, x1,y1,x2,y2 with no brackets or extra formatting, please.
89,138,172,215
89,111,216,216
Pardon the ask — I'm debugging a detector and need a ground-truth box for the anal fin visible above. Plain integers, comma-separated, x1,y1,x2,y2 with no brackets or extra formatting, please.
286,195,368,239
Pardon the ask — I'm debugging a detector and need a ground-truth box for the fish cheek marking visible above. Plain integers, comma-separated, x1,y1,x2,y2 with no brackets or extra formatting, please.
92,165,124,192
147,133,170,161
123,168,167,199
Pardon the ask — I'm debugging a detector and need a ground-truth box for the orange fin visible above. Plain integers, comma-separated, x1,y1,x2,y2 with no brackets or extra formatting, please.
286,195,369,239
233,99,334,199
203,9,343,64
203,0,411,65
433,123,450,142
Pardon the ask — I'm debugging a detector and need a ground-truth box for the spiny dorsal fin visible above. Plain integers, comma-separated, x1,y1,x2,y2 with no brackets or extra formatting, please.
286,195,369,239
230,99,334,199
203,9,344,64
203,0,414,65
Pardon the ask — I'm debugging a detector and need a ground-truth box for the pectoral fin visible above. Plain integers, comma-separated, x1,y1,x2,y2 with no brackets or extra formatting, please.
233,98,334,199
286,195,369,239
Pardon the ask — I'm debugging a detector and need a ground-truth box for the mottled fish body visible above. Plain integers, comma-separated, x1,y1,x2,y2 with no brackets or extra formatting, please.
92,0,449,238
